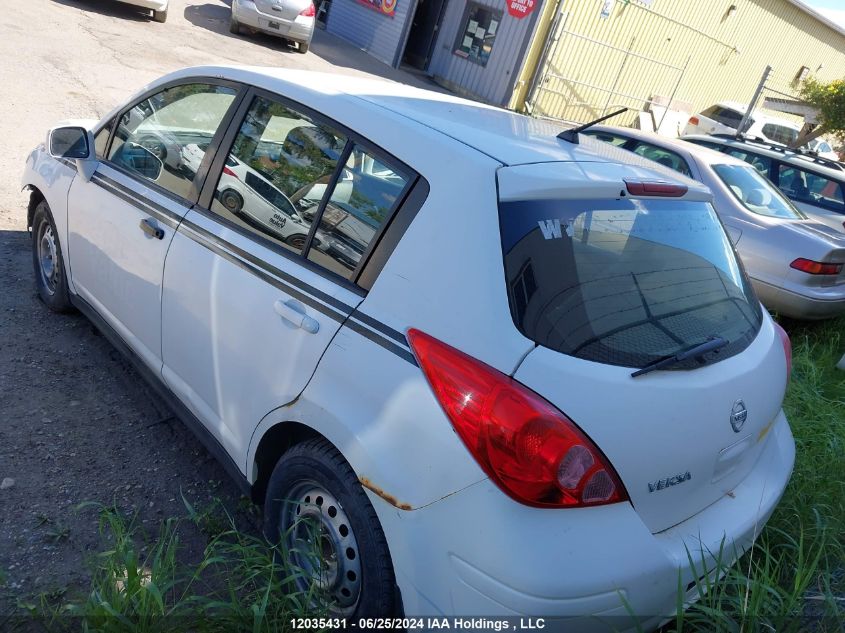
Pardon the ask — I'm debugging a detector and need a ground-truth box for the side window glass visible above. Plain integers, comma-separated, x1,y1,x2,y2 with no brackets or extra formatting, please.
307,145,410,279
93,118,115,159
631,142,691,177
726,149,771,176
778,165,845,213
109,84,238,200
210,96,347,254
585,131,629,147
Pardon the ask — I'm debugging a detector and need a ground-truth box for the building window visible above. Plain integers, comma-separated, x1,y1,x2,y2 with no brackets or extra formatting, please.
453,3,502,67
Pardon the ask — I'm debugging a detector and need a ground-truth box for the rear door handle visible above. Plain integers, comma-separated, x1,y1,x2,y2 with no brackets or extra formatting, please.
140,218,164,240
274,299,320,334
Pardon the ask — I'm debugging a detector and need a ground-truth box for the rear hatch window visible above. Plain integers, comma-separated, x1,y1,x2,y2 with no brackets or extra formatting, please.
499,197,762,369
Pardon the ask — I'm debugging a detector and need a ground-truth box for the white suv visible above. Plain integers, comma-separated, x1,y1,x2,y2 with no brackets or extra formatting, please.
22,66,795,628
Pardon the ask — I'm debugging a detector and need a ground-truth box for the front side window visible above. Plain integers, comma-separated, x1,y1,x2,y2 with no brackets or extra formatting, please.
630,141,691,177
713,164,803,219
498,197,762,370
109,83,238,199
777,165,845,214
307,145,410,278
210,96,348,254
453,3,502,67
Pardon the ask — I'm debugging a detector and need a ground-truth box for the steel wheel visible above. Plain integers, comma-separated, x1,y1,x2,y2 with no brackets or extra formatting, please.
286,234,308,250
37,222,59,296
280,480,363,615
220,190,243,213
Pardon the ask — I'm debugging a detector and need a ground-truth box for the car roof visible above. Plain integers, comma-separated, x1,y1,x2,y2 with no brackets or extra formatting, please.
684,134,845,178
587,125,753,169
143,65,711,178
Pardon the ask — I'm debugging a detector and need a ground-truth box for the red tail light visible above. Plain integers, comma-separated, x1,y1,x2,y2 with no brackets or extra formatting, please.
789,258,843,275
688,116,700,126
300,3,316,16
625,180,688,197
222,166,238,179
407,329,628,508
773,321,792,377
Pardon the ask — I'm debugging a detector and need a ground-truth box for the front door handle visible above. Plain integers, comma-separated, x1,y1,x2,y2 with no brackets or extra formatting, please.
140,218,164,240
274,299,320,334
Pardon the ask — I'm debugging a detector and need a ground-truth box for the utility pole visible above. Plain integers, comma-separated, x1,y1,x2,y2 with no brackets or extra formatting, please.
738,65,772,136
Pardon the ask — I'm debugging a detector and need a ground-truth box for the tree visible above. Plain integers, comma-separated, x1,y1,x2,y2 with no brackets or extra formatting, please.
790,77,845,149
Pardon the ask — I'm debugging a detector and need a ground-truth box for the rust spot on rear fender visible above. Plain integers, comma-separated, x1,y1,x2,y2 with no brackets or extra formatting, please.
359,477,413,511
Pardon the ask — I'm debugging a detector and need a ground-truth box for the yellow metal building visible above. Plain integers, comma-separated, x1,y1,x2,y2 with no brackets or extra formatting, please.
511,0,845,127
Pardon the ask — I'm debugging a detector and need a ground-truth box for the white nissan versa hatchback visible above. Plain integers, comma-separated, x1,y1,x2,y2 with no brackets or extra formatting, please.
23,66,795,630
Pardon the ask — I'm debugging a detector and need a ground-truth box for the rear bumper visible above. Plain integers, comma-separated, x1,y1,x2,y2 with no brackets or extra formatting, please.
233,0,314,42
370,413,794,631
753,278,845,320
118,0,168,10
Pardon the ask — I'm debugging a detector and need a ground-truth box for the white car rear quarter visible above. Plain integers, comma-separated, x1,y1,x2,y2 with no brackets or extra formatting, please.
22,67,795,628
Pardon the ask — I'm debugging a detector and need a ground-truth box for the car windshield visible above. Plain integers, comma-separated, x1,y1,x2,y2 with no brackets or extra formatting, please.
712,164,804,219
498,197,762,370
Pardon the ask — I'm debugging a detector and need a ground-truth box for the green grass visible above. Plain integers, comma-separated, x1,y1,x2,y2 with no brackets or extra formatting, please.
663,316,845,632
10,317,845,631
16,501,321,633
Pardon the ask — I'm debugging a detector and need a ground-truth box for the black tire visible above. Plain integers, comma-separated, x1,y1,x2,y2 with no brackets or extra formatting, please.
152,8,167,22
298,41,310,54
285,233,309,250
31,201,72,313
263,438,397,618
219,189,244,213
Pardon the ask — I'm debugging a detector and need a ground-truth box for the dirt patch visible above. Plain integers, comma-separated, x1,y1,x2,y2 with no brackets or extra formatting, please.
0,227,252,615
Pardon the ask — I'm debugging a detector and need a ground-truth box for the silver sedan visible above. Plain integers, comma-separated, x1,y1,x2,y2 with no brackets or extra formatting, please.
230,0,316,54
585,125,845,320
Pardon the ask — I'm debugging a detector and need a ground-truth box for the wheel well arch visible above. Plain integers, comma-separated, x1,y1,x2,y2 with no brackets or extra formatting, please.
26,186,45,231
250,420,325,504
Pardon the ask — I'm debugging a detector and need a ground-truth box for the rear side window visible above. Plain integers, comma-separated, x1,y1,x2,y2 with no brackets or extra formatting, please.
713,164,802,219
630,141,691,177
761,123,798,146
777,165,845,214
498,198,762,369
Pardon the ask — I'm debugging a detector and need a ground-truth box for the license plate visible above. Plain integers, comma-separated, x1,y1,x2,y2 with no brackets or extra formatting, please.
268,20,280,29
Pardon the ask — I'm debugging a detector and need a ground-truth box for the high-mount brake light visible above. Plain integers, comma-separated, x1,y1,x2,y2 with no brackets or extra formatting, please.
407,329,628,508
625,180,688,197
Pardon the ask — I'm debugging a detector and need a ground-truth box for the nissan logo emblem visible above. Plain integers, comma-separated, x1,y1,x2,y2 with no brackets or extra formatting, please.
730,400,748,433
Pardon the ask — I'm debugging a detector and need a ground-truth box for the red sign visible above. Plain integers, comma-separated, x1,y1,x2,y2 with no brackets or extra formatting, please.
357,0,397,18
507,0,535,18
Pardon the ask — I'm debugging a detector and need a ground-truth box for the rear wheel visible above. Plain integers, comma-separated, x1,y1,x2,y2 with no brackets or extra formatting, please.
152,8,167,22
219,189,244,213
298,41,310,54
285,233,309,250
263,438,397,618
31,201,72,313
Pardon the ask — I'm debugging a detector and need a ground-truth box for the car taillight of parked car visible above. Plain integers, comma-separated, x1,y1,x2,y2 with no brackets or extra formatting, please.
407,329,628,508
773,322,792,378
688,116,700,126
789,258,843,275
300,3,316,17
222,166,239,179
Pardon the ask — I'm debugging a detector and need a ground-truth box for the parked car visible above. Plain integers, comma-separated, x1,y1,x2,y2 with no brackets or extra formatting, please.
807,137,840,162
116,0,169,22
23,66,795,629
230,0,315,54
684,134,845,234
585,126,845,320
682,101,802,145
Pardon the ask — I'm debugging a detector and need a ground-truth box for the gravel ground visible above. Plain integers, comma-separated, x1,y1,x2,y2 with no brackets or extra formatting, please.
0,0,432,616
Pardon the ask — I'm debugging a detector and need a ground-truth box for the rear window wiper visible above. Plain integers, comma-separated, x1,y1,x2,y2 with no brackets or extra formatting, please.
631,336,729,378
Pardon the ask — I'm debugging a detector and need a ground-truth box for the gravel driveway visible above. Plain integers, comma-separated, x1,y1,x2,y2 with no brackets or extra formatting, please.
0,0,432,616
